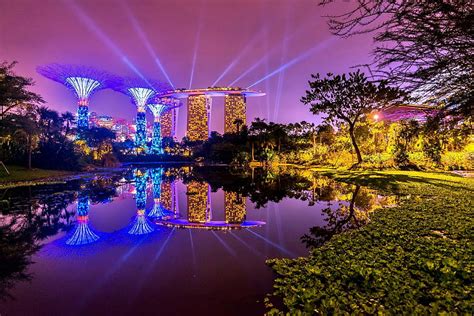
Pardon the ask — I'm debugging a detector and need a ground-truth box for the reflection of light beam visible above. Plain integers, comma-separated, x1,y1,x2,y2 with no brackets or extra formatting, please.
211,28,266,87
211,231,237,257
246,229,296,257
273,204,285,249
247,37,336,89
124,228,176,307
76,236,149,309
229,231,264,257
189,229,197,269
65,0,148,85
120,1,175,88
189,3,205,89
153,228,175,261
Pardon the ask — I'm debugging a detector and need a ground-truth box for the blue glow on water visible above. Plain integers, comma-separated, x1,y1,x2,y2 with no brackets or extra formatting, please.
245,229,296,257
66,195,99,246
211,231,237,257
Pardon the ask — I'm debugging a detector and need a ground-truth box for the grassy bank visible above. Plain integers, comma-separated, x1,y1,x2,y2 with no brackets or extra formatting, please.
266,170,474,314
0,165,74,186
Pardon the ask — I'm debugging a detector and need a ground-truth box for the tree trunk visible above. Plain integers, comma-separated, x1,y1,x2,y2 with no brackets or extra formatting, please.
251,142,255,161
27,135,32,170
349,124,362,169
312,133,316,155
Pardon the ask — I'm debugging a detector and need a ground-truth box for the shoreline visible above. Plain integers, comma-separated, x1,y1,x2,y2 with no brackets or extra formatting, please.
1,162,471,189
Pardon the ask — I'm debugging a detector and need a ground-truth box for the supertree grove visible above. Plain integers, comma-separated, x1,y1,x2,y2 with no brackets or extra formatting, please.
36,64,113,140
66,191,100,246
148,168,174,219
110,77,171,154
147,97,181,154
129,169,154,235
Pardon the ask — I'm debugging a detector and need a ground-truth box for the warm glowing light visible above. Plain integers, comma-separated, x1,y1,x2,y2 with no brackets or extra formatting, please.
224,95,246,134
187,181,211,223
373,113,380,121
186,95,212,141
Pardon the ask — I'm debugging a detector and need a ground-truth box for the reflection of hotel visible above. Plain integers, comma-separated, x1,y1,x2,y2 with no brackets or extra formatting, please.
187,181,211,223
156,183,263,230
224,192,246,224
161,181,178,215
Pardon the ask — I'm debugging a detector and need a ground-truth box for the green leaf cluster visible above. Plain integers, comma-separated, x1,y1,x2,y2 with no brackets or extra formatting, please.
267,170,474,315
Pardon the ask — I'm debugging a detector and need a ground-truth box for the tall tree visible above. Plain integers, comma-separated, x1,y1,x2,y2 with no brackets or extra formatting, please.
302,70,405,168
320,0,474,117
61,111,75,136
0,61,43,118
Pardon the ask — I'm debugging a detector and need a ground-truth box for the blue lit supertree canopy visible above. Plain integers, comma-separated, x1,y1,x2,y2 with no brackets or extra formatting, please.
110,77,171,153
148,97,181,154
37,64,113,140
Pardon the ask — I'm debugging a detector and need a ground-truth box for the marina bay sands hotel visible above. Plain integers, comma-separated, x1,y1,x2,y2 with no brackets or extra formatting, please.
160,87,265,141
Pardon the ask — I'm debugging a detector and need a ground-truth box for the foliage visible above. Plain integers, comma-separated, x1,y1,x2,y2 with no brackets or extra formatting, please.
266,170,474,315
392,120,420,167
0,176,120,299
321,0,474,117
0,61,44,118
302,70,406,167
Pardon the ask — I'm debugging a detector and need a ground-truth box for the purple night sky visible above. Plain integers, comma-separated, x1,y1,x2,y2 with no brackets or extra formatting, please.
1,0,373,138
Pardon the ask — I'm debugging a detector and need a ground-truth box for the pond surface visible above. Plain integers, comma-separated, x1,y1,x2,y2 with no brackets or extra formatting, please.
0,166,395,315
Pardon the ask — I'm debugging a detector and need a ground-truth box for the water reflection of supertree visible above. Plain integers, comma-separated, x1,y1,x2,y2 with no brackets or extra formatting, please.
129,169,154,235
225,191,246,224
148,169,174,220
66,192,100,246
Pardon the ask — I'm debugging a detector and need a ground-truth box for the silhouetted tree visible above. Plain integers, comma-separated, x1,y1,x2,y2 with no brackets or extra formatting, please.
0,61,43,118
320,0,474,117
302,70,405,168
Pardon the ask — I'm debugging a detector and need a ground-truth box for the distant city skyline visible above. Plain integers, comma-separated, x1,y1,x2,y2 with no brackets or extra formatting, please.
1,0,374,138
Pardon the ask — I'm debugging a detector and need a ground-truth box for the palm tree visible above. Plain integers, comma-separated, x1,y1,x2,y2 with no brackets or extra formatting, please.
61,111,75,136
233,118,244,134
9,115,39,169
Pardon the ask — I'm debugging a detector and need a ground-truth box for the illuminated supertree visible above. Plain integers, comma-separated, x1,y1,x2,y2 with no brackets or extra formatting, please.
147,97,181,154
129,169,154,235
66,191,100,245
110,77,171,154
37,64,113,140
148,168,174,219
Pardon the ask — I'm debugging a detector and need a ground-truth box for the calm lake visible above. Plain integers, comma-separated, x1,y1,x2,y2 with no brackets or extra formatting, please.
0,166,394,315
